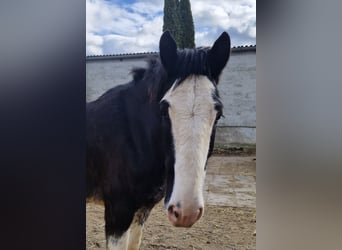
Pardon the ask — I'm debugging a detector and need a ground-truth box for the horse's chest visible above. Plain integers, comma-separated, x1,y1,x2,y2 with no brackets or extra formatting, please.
133,169,166,207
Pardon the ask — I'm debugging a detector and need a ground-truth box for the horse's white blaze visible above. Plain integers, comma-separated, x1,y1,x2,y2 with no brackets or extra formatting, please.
162,76,217,214
107,232,128,250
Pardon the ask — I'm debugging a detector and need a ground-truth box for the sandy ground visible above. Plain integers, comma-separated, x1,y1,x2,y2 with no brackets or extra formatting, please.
86,156,256,250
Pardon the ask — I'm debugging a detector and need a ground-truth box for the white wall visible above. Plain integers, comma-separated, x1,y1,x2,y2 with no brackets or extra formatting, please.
86,50,256,147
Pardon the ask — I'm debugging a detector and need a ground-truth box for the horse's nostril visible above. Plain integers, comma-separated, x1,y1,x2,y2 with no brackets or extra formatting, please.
168,205,174,213
197,207,204,219
168,205,180,219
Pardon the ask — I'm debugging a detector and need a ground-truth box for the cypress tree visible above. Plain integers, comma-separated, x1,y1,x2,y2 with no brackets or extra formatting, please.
163,0,195,49
163,0,181,47
179,0,195,48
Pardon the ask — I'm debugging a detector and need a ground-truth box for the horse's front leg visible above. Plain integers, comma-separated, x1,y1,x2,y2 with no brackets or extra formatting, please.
106,231,129,250
127,207,151,250
105,199,135,250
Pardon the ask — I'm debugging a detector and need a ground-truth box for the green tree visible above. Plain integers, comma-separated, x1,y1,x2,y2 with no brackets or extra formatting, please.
163,0,195,49
163,0,181,46
179,0,195,48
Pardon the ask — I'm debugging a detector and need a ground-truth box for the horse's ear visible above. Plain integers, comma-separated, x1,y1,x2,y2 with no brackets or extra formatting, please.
159,31,178,74
208,32,231,82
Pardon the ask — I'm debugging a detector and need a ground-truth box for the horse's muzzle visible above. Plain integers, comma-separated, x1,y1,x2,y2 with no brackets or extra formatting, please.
167,204,203,227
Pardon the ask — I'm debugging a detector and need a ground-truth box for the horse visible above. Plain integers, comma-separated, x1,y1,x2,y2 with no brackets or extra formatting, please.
86,31,231,250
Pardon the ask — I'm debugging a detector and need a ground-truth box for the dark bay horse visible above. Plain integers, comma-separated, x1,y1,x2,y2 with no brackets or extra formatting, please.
87,31,231,250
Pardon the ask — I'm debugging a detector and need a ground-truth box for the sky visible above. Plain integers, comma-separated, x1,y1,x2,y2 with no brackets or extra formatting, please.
86,0,256,55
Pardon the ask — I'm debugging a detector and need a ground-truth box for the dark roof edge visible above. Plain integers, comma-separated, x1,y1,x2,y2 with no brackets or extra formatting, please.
86,45,256,61
87,52,159,61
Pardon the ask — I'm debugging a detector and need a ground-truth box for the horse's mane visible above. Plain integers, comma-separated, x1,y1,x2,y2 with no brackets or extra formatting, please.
174,47,211,83
131,67,146,82
129,47,212,102
130,58,167,102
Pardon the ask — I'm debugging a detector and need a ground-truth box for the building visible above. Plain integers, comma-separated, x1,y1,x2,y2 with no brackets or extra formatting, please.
86,45,256,151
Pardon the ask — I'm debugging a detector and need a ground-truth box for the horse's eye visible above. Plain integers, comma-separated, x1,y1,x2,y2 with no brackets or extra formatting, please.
216,111,222,121
160,101,169,117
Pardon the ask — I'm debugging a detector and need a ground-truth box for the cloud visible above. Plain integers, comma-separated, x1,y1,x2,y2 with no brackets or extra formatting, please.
86,0,164,55
248,26,256,38
86,32,104,55
101,16,163,54
126,0,164,17
86,0,256,55
192,0,256,46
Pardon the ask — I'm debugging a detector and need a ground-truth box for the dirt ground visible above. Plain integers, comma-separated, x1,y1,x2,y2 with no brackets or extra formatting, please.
86,156,256,250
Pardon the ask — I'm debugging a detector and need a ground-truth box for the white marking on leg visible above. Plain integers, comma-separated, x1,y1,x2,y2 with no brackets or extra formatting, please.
127,208,149,250
127,221,143,250
107,231,129,250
